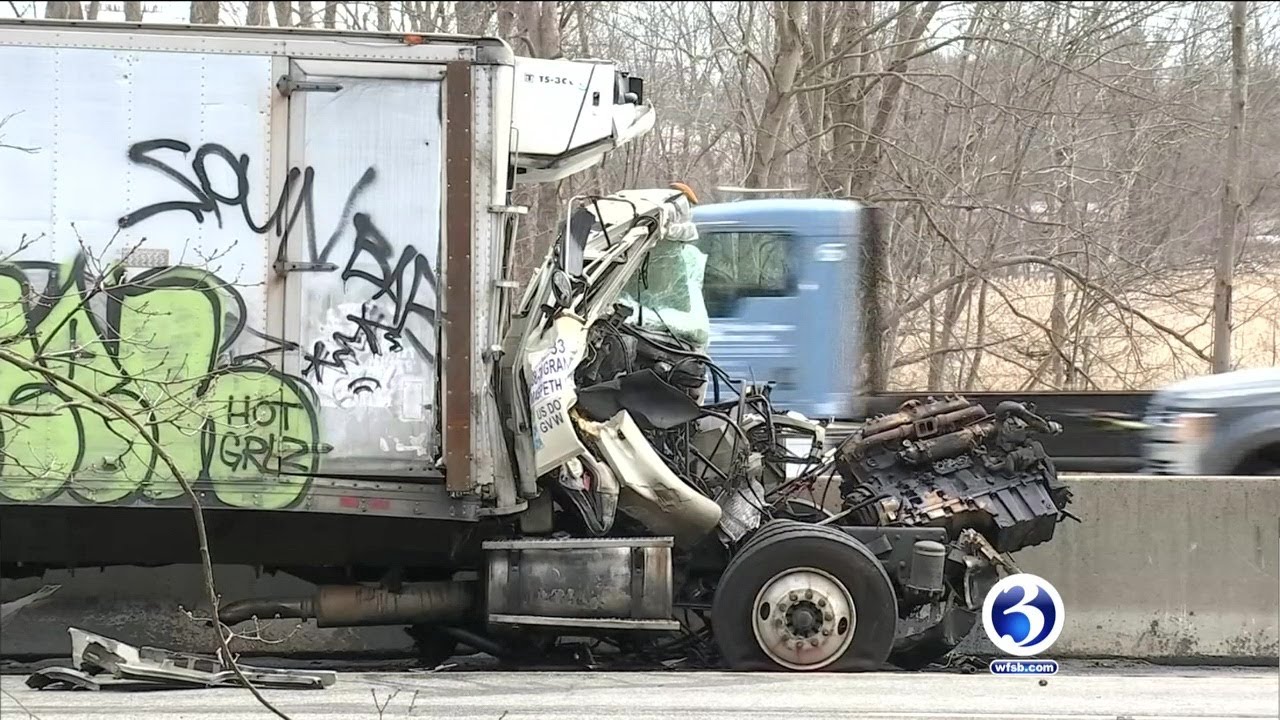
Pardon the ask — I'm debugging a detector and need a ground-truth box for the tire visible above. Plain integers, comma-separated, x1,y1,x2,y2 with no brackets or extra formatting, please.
711,523,898,672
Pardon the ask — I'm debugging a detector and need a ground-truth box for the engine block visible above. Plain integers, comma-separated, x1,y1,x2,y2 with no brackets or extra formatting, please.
834,396,1073,554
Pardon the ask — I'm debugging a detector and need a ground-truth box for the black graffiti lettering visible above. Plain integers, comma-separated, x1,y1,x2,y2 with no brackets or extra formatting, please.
115,139,443,405
225,396,254,426
313,166,377,263
278,401,295,432
117,139,210,226
301,302,410,383
347,376,382,395
120,141,317,248
253,400,277,426
338,213,438,365
216,432,317,475
217,430,257,471
233,327,302,367
118,140,356,269
301,340,342,383
277,436,314,473
223,396,303,430
344,311,384,357
240,435,272,472
344,213,437,332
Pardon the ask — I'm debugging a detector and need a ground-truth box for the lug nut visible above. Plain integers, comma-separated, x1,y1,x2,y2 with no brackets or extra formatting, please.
804,589,813,600
789,591,799,601
822,628,832,636
824,611,834,621
810,638,820,647
794,640,805,650
817,598,827,607
774,618,784,628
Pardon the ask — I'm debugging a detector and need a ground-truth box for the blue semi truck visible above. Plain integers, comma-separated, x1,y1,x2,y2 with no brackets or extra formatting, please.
688,196,1153,472
692,198,868,419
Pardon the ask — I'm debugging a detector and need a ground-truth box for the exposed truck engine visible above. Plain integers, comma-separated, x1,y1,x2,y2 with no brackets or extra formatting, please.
468,192,1075,670
0,19,1074,672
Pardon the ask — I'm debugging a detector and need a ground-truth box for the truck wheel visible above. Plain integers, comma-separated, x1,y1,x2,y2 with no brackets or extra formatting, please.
712,524,897,672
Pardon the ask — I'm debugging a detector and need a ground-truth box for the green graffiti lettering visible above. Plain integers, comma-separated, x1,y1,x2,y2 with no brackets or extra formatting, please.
0,255,322,509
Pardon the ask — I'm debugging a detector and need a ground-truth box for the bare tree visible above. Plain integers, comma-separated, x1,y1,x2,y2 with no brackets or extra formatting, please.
247,0,269,26
189,0,219,24
273,0,293,26
456,0,494,34
86,0,99,19
1213,0,1249,373
123,0,143,21
44,1,83,18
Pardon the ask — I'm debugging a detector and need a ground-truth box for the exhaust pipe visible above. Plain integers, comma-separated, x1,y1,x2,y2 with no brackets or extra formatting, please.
219,581,477,628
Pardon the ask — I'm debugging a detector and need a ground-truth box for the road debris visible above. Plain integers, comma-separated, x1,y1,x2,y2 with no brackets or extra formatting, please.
25,628,336,691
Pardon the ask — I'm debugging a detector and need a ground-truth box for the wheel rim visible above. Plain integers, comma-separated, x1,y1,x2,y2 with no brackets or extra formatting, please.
751,566,856,670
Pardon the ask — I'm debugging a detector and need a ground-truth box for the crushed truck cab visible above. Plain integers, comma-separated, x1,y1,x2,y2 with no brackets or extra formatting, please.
0,19,1074,671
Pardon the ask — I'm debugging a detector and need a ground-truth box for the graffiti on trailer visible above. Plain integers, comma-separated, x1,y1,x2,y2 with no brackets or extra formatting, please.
0,254,329,508
303,214,438,382
116,139,439,384
0,137,442,506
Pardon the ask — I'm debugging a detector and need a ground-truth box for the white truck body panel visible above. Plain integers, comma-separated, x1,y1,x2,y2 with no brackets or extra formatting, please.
0,19,653,517
0,21,514,512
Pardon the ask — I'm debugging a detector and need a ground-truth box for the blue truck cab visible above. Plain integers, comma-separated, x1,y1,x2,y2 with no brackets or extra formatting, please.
690,198,876,419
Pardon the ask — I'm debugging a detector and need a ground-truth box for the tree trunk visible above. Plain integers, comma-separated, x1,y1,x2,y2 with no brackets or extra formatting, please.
273,0,293,27
297,0,313,26
376,1,392,30
45,2,84,18
86,1,100,19
822,1,871,196
323,0,337,28
247,1,269,26
743,1,804,189
496,1,517,39
847,1,940,196
456,1,495,35
123,0,143,21
1048,269,1068,387
189,1,219,24
1212,0,1248,374
963,282,990,391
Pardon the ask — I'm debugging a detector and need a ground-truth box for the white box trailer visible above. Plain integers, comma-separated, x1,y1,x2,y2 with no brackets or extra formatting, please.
0,19,650,523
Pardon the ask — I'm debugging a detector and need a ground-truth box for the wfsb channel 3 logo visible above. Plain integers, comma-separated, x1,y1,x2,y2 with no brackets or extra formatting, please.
983,573,1065,675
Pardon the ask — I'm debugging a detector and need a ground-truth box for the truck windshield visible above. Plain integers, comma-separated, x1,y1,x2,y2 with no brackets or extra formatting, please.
618,217,712,352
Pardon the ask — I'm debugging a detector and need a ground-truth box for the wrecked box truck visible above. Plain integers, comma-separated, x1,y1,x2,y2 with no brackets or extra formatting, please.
0,19,1073,671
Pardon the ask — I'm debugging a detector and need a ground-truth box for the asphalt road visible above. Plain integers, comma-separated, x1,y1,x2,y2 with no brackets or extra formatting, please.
1,666,1277,720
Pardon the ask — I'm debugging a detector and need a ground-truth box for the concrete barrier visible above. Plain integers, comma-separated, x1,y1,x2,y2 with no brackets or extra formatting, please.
959,475,1279,663
2,476,1277,663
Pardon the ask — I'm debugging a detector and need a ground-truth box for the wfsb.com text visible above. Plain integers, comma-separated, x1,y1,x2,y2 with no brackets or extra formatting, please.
989,659,1061,675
